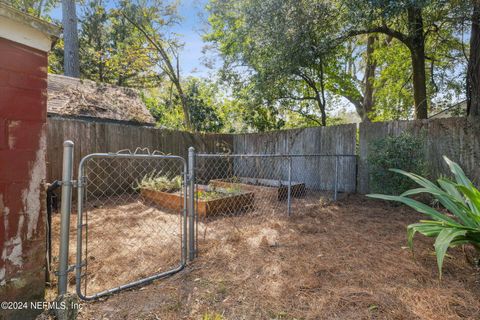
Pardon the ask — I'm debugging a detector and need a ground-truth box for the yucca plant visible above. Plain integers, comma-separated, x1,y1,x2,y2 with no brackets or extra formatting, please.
368,156,480,278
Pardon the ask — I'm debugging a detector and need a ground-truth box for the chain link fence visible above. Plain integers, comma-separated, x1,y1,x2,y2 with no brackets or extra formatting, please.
56,143,356,300
75,152,187,300
192,153,357,256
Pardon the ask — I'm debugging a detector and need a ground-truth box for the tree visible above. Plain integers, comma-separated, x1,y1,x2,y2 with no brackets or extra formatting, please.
186,78,224,132
468,0,480,118
121,0,192,130
361,35,377,122
207,0,340,126
79,0,162,87
62,0,80,77
341,0,453,119
5,0,57,17
144,77,225,132
325,36,378,122
206,0,466,125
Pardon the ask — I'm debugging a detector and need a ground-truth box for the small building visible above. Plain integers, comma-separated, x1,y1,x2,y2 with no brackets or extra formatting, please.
47,73,156,125
0,3,60,319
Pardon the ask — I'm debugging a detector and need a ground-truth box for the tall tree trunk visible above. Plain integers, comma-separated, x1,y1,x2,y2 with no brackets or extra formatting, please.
467,0,480,118
361,35,377,122
62,0,80,78
318,61,327,126
314,92,326,126
407,6,428,119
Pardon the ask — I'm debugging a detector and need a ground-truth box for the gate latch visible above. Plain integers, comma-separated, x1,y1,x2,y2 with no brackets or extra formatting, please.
54,264,76,276
60,177,86,188
60,180,76,187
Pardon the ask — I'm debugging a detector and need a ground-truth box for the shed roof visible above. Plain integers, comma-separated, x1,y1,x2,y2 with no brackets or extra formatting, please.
47,74,156,124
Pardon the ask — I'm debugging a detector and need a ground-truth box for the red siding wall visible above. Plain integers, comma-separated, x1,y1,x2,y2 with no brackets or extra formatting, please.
0,37,48,319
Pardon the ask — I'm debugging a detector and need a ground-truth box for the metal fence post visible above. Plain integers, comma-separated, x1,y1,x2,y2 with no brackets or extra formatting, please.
334,156,339,201
75,155,84,299
188,147,196,261
58,140,74,295
182,163,188,264
287,156,292,216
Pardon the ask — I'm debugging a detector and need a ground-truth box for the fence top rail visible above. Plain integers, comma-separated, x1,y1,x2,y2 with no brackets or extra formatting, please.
78,152,187,171
195,153,357,158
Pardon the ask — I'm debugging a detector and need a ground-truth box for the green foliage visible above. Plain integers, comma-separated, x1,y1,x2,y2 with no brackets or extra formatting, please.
137,173,182,192
340,0,467,120
78,0,164,87
141,87,185,130
186,79,224,132
196,184,242,200
371,39,414,120
5,0,58,18
202,312,224,320
142,77,227,132
368,156,480,278
206,0,468,125
206,0,340,126
48,38,64,74
39,0,474,129
367,132,427,195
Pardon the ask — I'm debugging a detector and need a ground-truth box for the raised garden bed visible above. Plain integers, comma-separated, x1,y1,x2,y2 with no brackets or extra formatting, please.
140,185,254,218
210,177,306,201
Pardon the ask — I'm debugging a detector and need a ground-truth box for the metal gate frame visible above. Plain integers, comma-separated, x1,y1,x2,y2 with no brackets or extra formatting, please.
57,141,189,301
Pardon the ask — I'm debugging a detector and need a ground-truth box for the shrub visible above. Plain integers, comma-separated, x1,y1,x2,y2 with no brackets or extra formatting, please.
367,132,427,195
368,156,480,278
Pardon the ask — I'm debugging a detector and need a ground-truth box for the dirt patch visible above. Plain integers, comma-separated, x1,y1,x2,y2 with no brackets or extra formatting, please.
46,195,480,319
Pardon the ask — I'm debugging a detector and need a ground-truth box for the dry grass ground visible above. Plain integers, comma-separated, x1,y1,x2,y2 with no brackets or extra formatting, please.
47,195,480,319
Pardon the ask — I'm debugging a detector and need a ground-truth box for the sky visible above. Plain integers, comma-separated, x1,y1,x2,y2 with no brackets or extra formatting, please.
172,0,215,77
50,0,215,78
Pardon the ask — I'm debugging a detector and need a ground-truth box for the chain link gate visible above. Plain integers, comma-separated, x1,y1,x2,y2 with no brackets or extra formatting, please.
57,142,190,301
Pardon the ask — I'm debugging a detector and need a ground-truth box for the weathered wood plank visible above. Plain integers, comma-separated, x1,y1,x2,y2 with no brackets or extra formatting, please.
357,117,480,193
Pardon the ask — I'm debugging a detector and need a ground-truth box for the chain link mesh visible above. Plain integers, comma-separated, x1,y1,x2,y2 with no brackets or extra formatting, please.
194,154,356,253
77,155,186,298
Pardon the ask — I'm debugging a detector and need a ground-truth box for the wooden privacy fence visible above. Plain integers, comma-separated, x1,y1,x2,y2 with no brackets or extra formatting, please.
47,116,479,194
358,117,480,193
46,117,232,182
47,117,358,193
232,125,357,192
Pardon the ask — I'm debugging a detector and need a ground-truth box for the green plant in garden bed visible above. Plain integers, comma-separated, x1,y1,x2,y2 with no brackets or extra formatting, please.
368,156,480,278
196,184,243,200
137,172,182,192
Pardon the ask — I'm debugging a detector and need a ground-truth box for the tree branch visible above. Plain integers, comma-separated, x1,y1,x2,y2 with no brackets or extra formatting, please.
289,108,323,125
345,25,410,48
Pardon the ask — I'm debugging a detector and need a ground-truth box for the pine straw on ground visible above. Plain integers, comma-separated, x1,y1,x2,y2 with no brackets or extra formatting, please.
48,197,183,297
54,195,480,319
